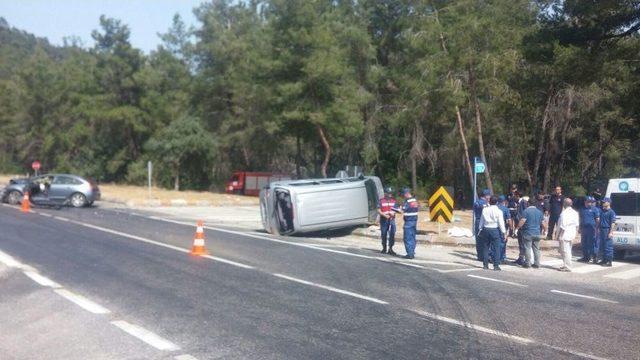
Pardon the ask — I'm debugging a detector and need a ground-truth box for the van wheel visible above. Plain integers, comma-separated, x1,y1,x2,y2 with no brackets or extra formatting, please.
614,250,626,261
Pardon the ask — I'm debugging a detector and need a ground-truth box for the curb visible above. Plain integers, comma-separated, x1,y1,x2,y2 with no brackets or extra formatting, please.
352,228,560,250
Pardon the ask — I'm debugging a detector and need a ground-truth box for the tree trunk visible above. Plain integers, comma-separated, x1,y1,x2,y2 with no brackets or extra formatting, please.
468,67,493,194
433,7,474,190
533,88,554,189
296,133,301,179
174,165,180,191
455,106,474,188
317,124,331,178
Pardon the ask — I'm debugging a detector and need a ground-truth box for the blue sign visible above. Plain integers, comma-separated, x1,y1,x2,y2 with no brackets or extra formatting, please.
619,181,629,192
475,161,485,174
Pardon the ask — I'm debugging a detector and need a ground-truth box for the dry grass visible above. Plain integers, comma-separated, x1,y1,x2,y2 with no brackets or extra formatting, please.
99,183,259,206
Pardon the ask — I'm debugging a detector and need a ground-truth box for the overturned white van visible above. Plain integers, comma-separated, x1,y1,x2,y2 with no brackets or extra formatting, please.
606,178,640,257
259,176,383,235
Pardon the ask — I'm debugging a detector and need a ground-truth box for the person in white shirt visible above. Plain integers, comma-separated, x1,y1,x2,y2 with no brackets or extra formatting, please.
478,196,507,271
555,198,579,272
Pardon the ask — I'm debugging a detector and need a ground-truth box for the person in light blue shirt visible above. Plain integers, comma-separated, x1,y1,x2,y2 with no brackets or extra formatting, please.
597,198,616,266
516,199,546,268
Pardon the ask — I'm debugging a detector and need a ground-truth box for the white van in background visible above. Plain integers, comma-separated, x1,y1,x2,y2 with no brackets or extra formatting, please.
605,178,640,258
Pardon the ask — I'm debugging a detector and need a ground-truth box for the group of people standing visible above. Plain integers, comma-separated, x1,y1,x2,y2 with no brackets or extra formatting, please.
474,185,618,271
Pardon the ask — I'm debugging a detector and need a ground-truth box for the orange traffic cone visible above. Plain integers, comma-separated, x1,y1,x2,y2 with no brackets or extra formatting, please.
21,192,31,213
190,220,208,255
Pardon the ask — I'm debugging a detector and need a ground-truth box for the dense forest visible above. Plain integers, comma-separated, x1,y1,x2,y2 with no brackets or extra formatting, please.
1,1,639,200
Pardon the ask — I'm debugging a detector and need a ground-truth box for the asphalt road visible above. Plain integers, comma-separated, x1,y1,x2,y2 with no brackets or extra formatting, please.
1,204,639,359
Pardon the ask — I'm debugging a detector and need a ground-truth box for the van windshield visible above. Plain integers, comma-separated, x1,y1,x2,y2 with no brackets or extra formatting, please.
610,193,640,216
364,179,378,212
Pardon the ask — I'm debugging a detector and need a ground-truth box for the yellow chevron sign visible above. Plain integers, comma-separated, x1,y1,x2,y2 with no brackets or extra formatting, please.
429,186,454,223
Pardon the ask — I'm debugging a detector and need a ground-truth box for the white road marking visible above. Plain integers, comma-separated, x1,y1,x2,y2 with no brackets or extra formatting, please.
134,213,429,270
38,212,53,218
571,262,626,274
411,309,609,360
438,267,483,273
23,270,61,288
2,203,12,207
175,355,199,360
71,221,255,270
550,290,618,304
54,289,111,314
53,216,69,222
0,249,25,268
111,320,180,351
202,255,255,269
467,274,528,287
273,273,388,305
412,308,533,344
604,267,640,280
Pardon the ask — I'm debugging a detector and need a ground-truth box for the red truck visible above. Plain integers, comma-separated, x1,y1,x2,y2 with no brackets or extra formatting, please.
225,172,290,196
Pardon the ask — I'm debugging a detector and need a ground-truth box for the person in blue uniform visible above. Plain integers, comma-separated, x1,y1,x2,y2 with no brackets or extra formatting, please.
578,196,600,263
378,187,398,255
497,195,512,263
473,189,491,261
400,187,419,259
598,198,616,267
592,199,602,260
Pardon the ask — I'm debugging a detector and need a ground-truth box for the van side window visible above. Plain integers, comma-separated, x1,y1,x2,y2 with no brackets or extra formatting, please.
611,193,640,216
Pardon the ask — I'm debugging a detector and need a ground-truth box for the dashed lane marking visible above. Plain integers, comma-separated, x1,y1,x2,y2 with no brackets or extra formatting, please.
23,270,61,288
54,289,111,314
604,267,640,280
550,290,619,304
53,216,70,222
467,274,528,287
111,320,180,351
273,273,388,305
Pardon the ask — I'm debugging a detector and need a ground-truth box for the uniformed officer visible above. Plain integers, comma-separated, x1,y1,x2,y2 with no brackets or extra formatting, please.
400,187,419,259
598,198,616,267
378,187,398,255
473,189,491,261
578,196,600,263
497,195,512,263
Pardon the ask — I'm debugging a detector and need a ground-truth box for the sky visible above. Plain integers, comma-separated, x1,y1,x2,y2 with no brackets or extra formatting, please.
0,0,207,53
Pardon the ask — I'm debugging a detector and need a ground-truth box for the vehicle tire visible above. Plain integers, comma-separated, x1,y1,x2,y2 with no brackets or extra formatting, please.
70,193,87,208
613,250,626,261
7,190,22,205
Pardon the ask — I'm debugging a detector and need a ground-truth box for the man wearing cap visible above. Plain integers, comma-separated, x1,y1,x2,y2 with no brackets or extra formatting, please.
399,188,419,259
598,198,616,267
578,196,600,263
473,189,491,261
378,187,398,255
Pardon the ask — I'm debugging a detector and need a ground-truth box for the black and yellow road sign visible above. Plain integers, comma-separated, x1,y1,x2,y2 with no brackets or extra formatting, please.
429,186,454,223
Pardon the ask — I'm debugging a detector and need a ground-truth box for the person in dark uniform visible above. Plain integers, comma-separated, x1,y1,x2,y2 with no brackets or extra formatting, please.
514,196,529,265
399,188,419,259
598,198,616,267
473,189,491,261
507,191,520,237
497,195,512,263
547,186,565,240
578,196,600,263
378,187,398,255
